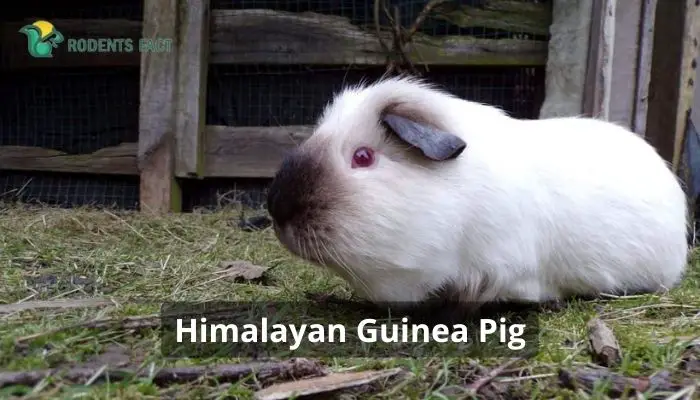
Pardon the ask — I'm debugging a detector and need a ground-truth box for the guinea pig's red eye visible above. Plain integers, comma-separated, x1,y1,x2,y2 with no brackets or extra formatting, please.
351,147,375,168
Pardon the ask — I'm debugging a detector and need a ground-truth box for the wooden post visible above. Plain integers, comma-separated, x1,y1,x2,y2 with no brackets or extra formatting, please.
175,0,210,178
138,0,181,213
539,0,595,118
607,0,643,129
671,0,700,173
582,0,617,119
632,0,658,137
645,0,700,170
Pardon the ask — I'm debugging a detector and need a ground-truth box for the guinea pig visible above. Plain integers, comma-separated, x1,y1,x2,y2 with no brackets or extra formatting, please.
265,76,689,305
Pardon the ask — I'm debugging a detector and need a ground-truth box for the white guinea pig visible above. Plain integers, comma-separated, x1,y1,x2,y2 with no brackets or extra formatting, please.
266,76,690,305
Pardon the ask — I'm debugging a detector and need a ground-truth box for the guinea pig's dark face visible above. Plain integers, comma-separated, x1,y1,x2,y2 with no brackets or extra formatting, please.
266,143,348,264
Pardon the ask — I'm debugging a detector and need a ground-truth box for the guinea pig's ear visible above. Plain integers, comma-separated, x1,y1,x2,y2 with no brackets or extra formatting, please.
382,113,466,161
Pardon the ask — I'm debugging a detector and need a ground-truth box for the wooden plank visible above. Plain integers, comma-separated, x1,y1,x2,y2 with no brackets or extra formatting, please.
138,0,181,214
0,9,549,70
0,126,313,178
202,125,313,178
175,0,210,178
591,0,616,120
632,0,658,136
211,9,547,66
0,144,137,175
582,0,617,119
607,0,643,129
581,0,603,117
539,0,595,118
429,0,552,36
645,0,700,166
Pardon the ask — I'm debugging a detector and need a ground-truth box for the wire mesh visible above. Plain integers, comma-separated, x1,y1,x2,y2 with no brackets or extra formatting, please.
205,65,543,128
0,68,139,154
0,172,139,210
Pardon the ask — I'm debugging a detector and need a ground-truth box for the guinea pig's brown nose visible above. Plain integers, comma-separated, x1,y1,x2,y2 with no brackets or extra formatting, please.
266,180,299,228
266,151,318,229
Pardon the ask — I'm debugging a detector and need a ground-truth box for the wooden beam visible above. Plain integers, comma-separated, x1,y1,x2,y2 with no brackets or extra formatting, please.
202,125,313,178
0,125,313,178
429,0,552,36
538,0,595,118
632,0,658,136
175,0,209,178
138,0,181,214
645,0,700,167
0,143,137,175
1,9,549,70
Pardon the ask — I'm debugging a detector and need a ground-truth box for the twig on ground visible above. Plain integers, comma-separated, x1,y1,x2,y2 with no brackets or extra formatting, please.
103,210,149,242
664,385,696,400
655,336,700,347
596,293,655,300
0,358,326,389
587,318,622,367
15,314,160,344
494,373,557,383
679,342,700,373
558,368,691,397
599,303,699,318
0,298,117,314
603,310,648,322
254,368,406,400
561,340,588,364
464,357,522,395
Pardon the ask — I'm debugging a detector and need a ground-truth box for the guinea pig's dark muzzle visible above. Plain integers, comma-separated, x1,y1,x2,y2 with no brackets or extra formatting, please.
266,151,320,230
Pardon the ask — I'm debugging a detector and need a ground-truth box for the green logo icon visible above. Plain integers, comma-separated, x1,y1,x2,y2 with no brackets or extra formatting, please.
19,20,64,58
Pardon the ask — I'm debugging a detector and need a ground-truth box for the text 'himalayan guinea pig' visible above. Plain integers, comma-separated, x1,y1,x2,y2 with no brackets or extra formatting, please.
266,76,689,306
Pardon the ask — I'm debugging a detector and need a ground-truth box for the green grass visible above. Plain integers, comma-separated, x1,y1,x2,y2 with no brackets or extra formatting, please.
0,203,698,399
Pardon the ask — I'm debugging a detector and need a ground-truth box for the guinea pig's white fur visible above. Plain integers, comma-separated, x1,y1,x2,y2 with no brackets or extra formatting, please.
267,76,689,304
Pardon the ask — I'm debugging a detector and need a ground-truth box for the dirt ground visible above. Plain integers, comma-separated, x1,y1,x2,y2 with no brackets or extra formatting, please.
0,204,698,399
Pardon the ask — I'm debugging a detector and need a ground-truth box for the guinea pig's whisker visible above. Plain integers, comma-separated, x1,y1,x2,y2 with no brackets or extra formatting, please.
305,226,317,263
307,227,325,266
312,230,354,287
308,228,326,267
327,243,372,298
